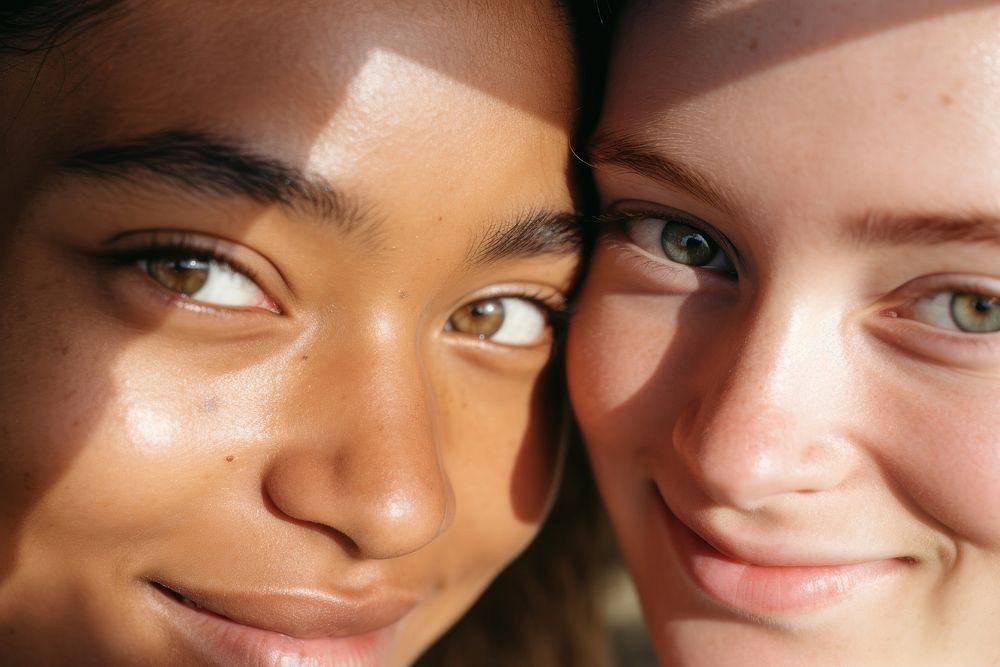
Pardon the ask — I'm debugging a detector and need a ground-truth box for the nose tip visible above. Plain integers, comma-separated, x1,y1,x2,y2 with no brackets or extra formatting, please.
262,335,454,560
264,434,454,560
347,464,454,560
675,401,849,510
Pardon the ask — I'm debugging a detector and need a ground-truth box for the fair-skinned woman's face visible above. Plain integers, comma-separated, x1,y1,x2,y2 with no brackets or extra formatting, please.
569,1,1000,665
0,2,576,664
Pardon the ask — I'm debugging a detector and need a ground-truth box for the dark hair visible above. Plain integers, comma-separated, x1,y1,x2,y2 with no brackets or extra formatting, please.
0,0,122,56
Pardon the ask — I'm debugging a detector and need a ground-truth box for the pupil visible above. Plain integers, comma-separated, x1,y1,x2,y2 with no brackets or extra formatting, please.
683,233,707,251
471,302,501,318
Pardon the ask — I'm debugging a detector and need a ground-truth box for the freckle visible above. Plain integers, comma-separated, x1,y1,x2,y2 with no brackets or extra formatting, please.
225,455,234,462
437,216,443,222
940,93,954,106
398,291,409,300
59,345,69,356
300,354,309,361
748,38,758,52
793,17,801,27
62,390,76,401
896,90,909,102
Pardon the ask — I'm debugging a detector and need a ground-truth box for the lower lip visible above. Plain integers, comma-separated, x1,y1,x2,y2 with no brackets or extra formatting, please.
151,584,397,667
661,501,909,615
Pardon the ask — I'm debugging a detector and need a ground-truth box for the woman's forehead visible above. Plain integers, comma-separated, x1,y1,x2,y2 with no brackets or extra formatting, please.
606,0,1000,116
4,0,575,147
599,0,1000,224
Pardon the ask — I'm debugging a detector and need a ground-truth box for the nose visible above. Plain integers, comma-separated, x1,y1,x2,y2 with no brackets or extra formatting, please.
673,297,858,511
263,329,452,560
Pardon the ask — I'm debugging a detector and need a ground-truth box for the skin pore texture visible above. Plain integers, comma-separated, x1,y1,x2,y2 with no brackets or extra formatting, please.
568,1,1000,665
0,1,580,665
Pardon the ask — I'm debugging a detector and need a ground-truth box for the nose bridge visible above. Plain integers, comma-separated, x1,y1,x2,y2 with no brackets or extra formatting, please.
265,316,452,560
678,292,851,509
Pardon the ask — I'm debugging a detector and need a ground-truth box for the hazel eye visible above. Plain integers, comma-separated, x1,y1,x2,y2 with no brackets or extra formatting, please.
446,297,549,346
140,255,271,310
911,291,1000,333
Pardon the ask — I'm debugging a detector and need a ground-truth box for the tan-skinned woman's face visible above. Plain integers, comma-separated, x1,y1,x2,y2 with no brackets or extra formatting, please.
0,2,578,664
570,1,1000,665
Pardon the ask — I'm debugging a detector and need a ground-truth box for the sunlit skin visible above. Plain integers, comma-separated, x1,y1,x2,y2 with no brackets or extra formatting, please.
0,1,579,665
568,1,1000,665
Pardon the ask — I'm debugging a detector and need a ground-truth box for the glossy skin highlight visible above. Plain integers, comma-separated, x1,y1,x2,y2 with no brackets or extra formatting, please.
568,1,1000,665
0,2,578,665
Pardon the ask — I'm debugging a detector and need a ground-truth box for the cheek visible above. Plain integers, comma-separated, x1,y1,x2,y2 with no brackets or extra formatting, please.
439,364,562,544
0,241,125,569
567,257,703,464
875,377,1000,547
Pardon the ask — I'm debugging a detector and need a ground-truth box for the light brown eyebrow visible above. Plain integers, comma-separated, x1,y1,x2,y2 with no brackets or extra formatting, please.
846,212,1000,248
588,131,741,219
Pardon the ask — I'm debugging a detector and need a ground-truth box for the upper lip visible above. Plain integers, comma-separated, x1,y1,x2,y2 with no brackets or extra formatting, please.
656,485,909,568
150,578,420,639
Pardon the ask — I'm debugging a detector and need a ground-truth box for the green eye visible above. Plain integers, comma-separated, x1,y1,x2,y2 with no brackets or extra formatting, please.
950,292,1000,333
661,221,717,266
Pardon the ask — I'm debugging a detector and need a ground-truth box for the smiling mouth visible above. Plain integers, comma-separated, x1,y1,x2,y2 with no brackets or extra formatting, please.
148,579,411,667
653,494,915,616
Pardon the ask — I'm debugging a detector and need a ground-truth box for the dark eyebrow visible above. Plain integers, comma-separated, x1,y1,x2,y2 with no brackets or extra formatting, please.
58,130,375,234
467,209,584,266
847,212,1000,248
589,132,740,219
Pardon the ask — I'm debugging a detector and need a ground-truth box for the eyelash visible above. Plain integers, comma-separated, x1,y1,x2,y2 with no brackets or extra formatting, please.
102,233,261,285
597,207,739,279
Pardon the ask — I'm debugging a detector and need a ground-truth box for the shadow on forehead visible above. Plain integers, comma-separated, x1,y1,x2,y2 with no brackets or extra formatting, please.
1,0,578,130
619,0,1000,103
